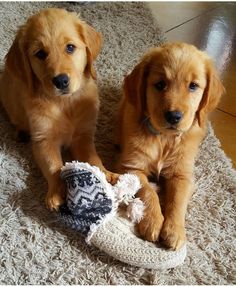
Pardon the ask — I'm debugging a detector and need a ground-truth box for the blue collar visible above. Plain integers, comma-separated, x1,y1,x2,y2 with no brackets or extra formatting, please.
144,117,161,135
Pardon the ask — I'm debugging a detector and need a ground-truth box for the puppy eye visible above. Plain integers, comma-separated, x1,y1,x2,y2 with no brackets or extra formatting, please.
35,49,48,60
154,80,166,91
66,44,76,54
189,82,198,92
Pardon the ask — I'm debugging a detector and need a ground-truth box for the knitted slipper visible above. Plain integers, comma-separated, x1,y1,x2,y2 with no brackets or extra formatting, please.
59,162,187,269
60,162,115,242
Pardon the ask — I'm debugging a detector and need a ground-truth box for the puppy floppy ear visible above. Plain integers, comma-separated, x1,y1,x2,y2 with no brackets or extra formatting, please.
123,60,149,119
78,21,102,80
5,26,33,91
197,60,225,127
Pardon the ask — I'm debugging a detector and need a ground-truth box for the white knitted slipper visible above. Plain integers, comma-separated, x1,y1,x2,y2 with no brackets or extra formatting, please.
59,161,187,269
91,216,187,269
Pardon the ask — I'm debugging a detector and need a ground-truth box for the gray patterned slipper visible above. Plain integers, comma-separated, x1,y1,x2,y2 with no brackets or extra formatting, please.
59,161,187,269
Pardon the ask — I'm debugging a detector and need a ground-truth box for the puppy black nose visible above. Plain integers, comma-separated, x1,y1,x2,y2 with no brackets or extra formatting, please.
52,74,69,90
164,111,183,125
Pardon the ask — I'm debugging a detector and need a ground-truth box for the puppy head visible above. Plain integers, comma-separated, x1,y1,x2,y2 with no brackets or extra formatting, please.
5,8,102,96
124,42,224,134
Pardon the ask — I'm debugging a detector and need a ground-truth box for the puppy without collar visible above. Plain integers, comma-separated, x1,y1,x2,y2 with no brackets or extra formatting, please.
0,8,118,210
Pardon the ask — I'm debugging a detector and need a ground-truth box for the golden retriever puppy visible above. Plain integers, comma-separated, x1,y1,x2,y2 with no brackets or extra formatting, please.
117,42,224,250
0,8,118,210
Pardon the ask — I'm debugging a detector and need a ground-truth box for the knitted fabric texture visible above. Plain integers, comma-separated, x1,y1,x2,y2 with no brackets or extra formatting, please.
60,163,114,237
90,216,187,270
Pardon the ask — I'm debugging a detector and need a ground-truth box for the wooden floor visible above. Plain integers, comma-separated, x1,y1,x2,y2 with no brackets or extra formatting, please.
148,2,236,168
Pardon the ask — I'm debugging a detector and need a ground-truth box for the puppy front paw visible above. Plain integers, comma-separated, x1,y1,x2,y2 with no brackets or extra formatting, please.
104,170,119,185
137,210,164,242
46,183,66,211
160,220,186,250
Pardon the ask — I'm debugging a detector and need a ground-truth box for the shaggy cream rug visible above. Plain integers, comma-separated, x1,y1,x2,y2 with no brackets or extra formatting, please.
0,2,235,284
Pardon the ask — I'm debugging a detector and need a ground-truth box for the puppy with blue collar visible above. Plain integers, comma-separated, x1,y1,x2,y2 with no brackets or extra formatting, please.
116,42,224,250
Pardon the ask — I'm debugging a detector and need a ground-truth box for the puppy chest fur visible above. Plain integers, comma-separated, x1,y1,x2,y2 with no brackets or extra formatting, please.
28,80,99,148
119,122,192,179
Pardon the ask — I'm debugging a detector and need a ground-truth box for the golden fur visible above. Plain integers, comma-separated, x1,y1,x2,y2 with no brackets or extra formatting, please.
0,8,118,210
117,42,225,250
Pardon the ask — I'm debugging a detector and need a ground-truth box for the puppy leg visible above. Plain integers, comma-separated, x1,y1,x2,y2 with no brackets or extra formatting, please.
160,174,193,250
32,140,65,210
70,134,119,185
134,171,164,242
